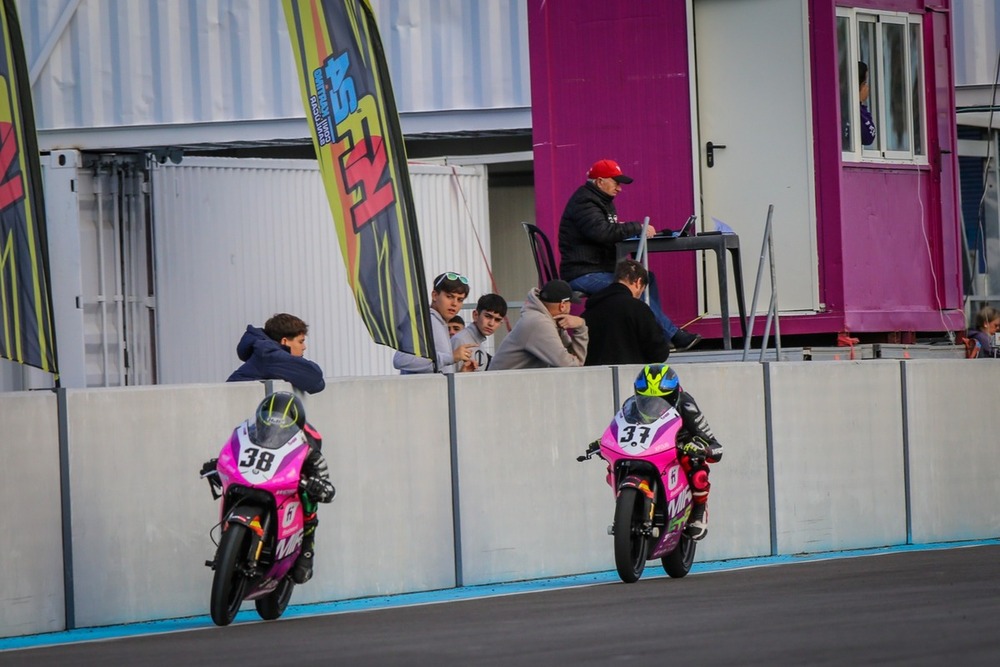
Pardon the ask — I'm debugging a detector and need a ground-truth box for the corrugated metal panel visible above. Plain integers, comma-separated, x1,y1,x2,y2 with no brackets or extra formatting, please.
954,0,1000,87
19,0,530,138
151,157,490,382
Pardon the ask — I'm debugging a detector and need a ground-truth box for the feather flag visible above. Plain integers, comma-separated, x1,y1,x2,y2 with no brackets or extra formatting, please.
283,0,434,361
0,0,57,375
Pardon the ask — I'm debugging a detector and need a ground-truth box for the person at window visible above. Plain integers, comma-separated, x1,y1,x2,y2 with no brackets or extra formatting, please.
967,306,1000,359
558,158,701,352
859,61,876,147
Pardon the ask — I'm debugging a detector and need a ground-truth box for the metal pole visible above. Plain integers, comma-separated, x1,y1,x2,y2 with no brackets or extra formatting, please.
767,215,782,359
57,387,76,630
742,205,774,361
447,374,464,587
638,216,651,305
759,292,776,363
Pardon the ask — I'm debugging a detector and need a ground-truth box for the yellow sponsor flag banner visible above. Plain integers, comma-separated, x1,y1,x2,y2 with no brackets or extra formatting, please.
0,0,57,375
283,0,434,360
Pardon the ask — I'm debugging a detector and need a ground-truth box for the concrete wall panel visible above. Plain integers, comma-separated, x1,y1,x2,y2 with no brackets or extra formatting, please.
294,376,457,602
0,392,63,638
454,368,617,584
905,360,1000,542
66,383,265,627
769,361,906,553
616,362,772,560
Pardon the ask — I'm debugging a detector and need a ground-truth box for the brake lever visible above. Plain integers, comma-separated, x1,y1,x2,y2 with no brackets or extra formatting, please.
577,441,602,462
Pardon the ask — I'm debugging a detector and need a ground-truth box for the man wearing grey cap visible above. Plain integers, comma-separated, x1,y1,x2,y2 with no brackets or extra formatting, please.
488,279,589,370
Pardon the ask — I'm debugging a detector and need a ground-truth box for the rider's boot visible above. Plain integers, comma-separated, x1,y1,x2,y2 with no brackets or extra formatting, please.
291,534,315,584
292,512,318,584
686,501,708,541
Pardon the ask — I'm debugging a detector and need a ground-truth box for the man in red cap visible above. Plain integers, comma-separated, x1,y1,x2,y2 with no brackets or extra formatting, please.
557,159,701,351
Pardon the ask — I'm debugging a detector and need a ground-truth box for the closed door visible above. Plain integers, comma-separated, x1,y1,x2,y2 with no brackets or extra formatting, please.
693,0,819,316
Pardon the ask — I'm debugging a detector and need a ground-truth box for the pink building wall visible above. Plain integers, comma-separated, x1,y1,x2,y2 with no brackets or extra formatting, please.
529,0,965,342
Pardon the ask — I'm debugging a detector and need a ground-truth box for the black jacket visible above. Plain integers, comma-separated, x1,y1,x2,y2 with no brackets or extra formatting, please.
558,182,644,281
582,282,670,366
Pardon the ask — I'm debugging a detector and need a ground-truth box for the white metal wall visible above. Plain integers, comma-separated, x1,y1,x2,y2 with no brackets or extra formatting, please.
151,157,490,383
20,0,531,146
953,0,1000,87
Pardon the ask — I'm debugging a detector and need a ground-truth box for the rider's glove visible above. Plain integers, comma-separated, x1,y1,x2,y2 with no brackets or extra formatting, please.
680,437,723,462
300,476,336,504
680,437,711,459
705,439,723,462
200,458,218,477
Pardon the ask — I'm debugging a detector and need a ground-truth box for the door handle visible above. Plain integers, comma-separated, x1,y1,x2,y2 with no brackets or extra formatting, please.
706,141,726,168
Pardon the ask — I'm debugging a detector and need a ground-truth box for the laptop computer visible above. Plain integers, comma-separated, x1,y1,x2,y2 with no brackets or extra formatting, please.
655,215,696,238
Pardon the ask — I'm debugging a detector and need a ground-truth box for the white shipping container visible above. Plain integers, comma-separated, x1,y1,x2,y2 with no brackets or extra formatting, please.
152,157,491,383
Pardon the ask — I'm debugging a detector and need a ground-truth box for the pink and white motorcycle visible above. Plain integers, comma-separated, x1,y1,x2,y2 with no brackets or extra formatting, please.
578,394,699,583
201,417,313,626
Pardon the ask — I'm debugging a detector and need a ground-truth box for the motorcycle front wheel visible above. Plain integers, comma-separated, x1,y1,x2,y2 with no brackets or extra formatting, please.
255,576,295,620
662,532,697,578
613,487,648,583
210,523,252,626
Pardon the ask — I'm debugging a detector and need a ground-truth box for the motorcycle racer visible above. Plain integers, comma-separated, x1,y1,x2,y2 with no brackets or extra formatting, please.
203,391,334,584
631,364,723,540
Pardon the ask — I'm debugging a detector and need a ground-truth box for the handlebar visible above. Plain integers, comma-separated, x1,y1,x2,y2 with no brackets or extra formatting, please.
576,441,602,462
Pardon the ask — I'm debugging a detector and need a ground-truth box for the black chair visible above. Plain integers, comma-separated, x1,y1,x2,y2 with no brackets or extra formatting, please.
521,222,587,305
522,222,560,288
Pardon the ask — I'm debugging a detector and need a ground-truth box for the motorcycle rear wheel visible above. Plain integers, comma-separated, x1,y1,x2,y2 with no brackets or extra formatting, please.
661,532,697,578
210,523,252,626
613,487,648,583
255,576,295,620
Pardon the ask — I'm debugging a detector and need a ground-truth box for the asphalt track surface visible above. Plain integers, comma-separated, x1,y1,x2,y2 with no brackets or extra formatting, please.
4,543,1000,666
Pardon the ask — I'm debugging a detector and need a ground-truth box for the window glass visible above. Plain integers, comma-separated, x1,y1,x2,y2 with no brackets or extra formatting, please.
840,11,926,163
859,19,878,153
837,17,853,151
909,21,925,156
881,21,909,152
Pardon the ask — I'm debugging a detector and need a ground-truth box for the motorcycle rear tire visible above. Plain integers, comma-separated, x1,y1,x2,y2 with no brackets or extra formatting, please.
255,576,295,620
661,532,697,578
613,487,648,583
210,523,252,626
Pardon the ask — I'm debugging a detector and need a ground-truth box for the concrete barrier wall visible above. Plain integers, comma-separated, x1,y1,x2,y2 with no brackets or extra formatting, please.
65,383,266,627
904,361,1000,543
649,362,773,562
3,359,999,637
291,376,457,603
769,361,907,553
452,368,617,585
0,392,63,638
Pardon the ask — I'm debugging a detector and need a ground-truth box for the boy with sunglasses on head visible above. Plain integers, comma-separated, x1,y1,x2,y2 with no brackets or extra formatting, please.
393,272,478,374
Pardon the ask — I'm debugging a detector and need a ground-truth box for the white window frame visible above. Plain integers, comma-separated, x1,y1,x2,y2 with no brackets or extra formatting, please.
837,7,927,165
